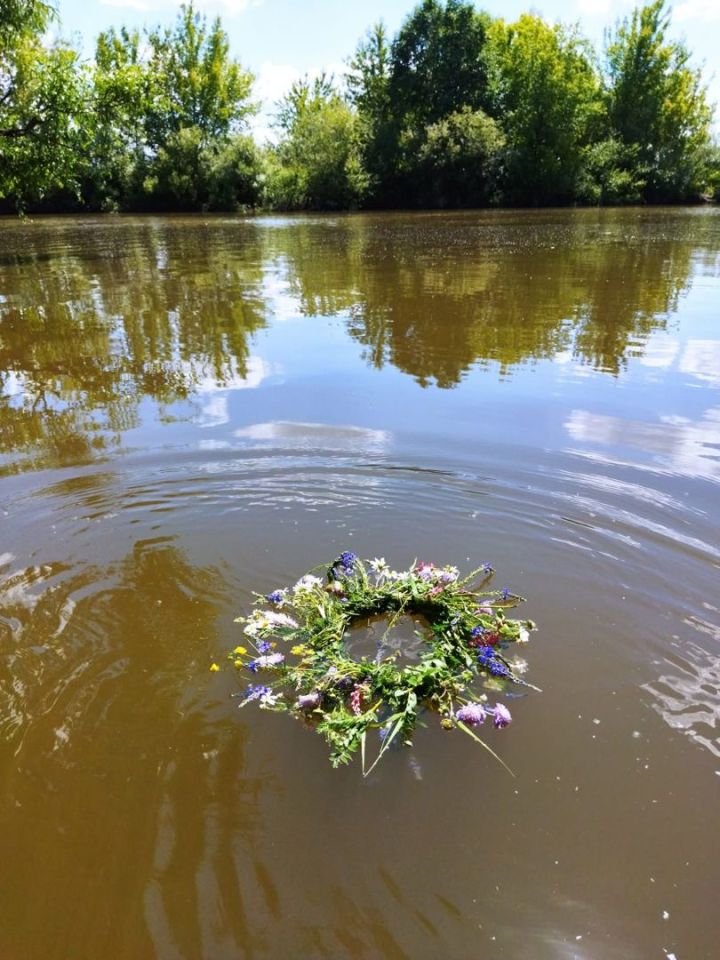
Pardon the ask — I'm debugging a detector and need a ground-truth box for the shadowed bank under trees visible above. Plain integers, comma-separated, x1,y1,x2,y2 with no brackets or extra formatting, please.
1,0,718,213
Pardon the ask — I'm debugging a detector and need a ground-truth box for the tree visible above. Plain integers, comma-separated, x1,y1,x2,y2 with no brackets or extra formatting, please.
86,27,153,209
604,0,713,200
0,0,88,210
145,3,255,150
415,107,505,207
86,3,259,211
0,0,54,45
345,23,394,202
389,0,491,127
487,15,601,204
267,75,367,210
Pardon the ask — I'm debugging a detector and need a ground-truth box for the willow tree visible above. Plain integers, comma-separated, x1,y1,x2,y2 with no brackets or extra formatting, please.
0,0,88,210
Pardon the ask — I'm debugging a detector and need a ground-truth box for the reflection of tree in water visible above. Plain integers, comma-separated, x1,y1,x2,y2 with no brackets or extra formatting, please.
272,210,717,386
2,212,718,469
0,537,277,956
0,220,268,473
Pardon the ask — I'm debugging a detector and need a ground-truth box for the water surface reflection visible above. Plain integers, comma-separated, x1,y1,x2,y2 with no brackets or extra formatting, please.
1,209,719,959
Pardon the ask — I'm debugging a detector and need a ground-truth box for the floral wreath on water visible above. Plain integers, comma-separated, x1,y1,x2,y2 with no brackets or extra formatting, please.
213,553,538,775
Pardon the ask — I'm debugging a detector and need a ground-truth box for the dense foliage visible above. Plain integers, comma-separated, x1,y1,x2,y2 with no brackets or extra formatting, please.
0,0,717,212
220,554,536,773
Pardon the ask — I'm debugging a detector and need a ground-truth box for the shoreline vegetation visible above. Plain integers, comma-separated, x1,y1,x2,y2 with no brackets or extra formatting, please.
1,0,718,216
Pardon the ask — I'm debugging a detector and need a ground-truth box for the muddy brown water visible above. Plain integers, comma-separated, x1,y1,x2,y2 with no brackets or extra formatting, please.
1,209,718,959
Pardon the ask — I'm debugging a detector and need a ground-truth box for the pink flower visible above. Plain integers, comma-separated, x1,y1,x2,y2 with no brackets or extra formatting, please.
349,685,365,715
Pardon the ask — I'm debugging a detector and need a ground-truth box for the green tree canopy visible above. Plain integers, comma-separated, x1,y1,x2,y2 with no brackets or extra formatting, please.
86,2,259,211
389,0,491,127
267,75,367,210
0,0,88,211
604,0,712,200
487,14,601,204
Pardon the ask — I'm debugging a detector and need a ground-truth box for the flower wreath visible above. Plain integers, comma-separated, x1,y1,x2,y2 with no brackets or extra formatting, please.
218,553,538,775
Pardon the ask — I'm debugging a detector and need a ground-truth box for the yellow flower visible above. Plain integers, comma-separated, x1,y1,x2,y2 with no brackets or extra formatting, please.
233,646,247,655
291,644,308,656
209,663,220,672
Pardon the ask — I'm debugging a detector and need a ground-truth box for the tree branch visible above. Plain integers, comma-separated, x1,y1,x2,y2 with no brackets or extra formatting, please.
0,117,41,138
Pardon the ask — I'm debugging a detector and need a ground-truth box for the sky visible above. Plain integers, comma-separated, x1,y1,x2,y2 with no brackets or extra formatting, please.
53,0,720,140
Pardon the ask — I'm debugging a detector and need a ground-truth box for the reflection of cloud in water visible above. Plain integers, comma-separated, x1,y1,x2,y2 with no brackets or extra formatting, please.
679,339,720,387
234,421,391,454
643,639,720,759
193,356,275,428
193,356,274,395
638,333,680,369
565,408,720,480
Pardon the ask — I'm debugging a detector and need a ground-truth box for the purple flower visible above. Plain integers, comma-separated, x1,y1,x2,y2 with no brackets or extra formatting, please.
456,703,487,727
249,652,285,671
340,551,358,570
297,691,321,710
243,684,271,702
493,704,512,728
482,563,494,574
266,590,284,604
257,652,285,668
501,588,511,600
417,561,435,581
257,639,272,654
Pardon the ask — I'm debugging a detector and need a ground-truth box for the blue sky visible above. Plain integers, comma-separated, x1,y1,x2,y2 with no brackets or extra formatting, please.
54,0,719,139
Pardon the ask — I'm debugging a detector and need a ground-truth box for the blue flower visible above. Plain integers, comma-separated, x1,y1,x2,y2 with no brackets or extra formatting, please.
471,625,486,639
340,551,358,570
248,660,260,673
483,563,494,574
477,646,510,677
501,588,511,600
489,661,510,677
243,684,270,702
266,590,284,604
257,640,272,654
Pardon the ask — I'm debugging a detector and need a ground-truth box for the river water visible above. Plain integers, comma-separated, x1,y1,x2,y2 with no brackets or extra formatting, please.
0,209,718,959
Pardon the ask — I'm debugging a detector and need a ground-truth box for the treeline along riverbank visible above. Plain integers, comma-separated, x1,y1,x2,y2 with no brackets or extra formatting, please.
1,0,718,214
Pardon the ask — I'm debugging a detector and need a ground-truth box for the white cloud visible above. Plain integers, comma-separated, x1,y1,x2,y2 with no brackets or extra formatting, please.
679,339,720,387
565,406,720,482
234,421,391,454
674,0,720,23
638,333,680,369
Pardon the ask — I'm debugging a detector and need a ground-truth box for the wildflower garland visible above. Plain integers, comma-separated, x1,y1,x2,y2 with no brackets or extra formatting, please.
221,554,538,775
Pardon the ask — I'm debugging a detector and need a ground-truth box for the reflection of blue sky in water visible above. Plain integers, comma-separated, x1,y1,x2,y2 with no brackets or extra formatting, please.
565,407,720,482
564,330,720,482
